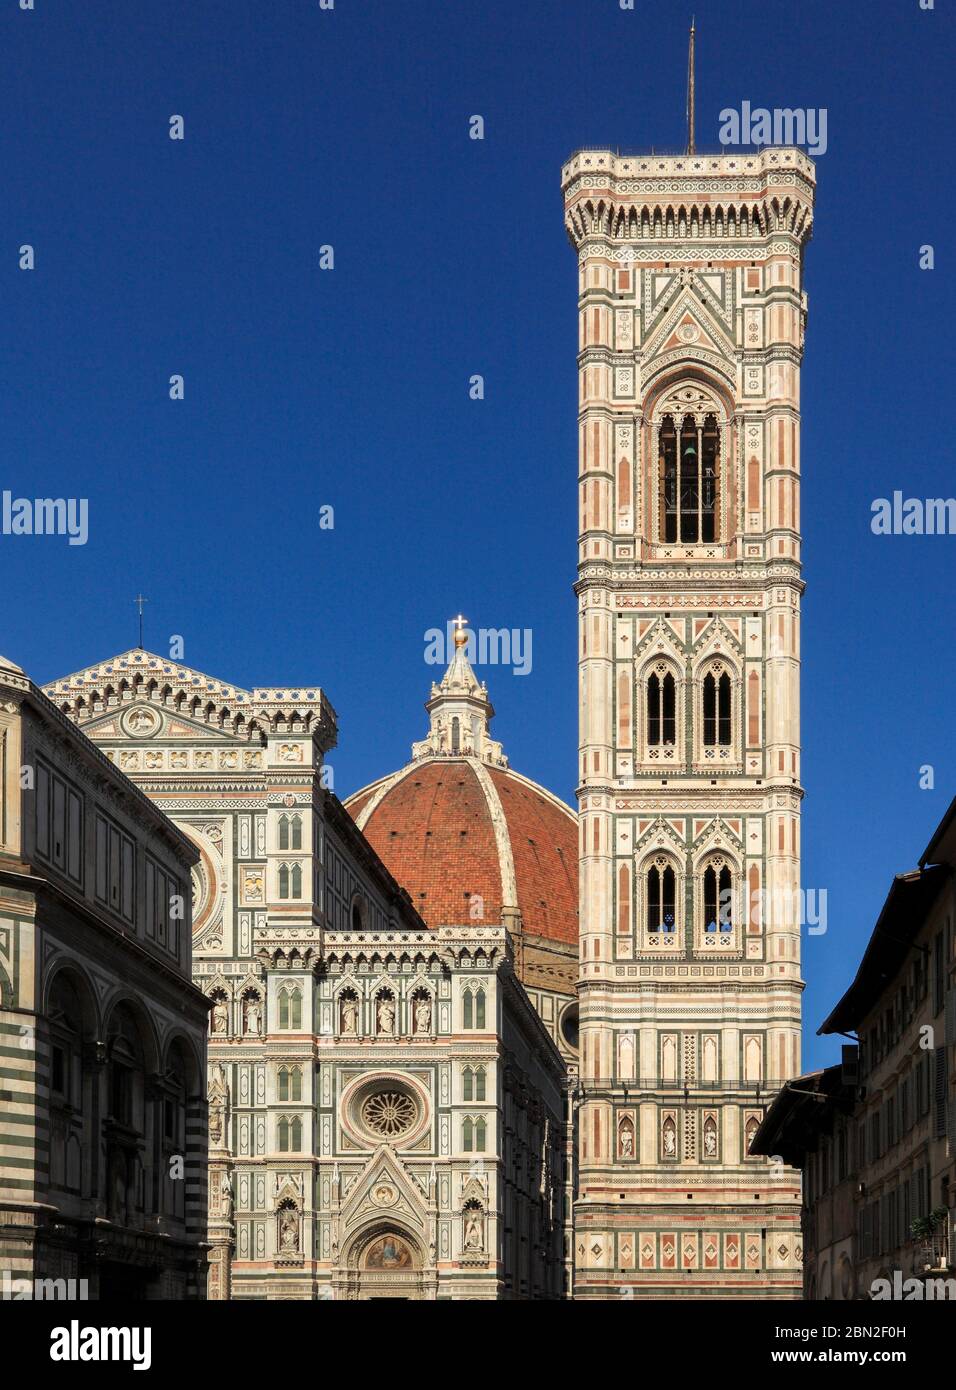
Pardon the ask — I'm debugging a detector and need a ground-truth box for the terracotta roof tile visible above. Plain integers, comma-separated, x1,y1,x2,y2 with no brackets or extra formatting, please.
345,758,578,946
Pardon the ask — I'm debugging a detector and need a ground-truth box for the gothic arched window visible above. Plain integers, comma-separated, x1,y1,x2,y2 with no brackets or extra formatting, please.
278,1066,302,1102
703,861,734,933
462,1066,487,1103
278,987,302,1030
290,815,302,850
659,409,721,543
291,864,302,899
464,1116,486,1152
451,717,460,753
647,667,677,746
703,668,732,746
463,987,484,1030
278,864,289,899
646,859,677,934
278,814,290,850
277,1115,302,1152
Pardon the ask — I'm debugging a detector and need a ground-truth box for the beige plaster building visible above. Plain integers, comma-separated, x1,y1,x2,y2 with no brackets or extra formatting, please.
753,796,956,1299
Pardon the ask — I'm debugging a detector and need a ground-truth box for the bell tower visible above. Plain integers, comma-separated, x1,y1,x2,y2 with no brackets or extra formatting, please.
563,143,815,1297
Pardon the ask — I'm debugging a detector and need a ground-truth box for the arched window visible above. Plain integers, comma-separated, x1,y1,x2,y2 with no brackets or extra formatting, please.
291,864,302,899
474,1066,486,1101
278,814,290,850
278,1116,301,1152
647,666,677,745
474,1117,487,1151
463,1066,473,1102
105,1005,149,1224
462,1116,474,1151
48,974,91,1195
703,860,734,933
290,815,302,850
659,409,720,543
646,858,677,933
278,987,302,1030
278,864,289,899
278,1066,302,1102
703,667,732,746
451,717,460,753
464,987,486,1030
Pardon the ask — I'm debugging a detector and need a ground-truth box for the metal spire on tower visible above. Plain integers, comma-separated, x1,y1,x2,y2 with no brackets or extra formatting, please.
687,17,696,155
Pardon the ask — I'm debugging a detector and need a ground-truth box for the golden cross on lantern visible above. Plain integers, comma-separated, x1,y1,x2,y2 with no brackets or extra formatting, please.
452,614,469,651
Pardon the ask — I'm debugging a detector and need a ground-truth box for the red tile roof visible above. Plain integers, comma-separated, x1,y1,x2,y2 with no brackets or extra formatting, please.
345,758,578,946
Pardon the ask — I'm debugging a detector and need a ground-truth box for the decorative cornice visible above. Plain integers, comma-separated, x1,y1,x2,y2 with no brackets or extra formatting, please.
43,648,337,752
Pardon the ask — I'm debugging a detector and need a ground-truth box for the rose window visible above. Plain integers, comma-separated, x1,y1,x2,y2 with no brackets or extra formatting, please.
361,1090,417,1138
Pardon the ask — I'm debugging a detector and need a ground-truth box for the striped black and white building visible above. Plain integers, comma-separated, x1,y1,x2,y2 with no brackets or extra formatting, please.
0,653,208,1299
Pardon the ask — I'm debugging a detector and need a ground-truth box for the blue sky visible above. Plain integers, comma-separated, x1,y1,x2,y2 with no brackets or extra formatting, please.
2,0,953,1069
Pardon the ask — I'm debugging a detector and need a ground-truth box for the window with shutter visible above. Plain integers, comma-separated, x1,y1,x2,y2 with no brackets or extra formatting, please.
36,763,50,857
934,1046,948,1138
67,790,83,883
52,775,66,869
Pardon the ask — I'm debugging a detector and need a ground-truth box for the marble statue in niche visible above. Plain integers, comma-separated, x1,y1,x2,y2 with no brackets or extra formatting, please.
377,996,396,1035
340,994,359,1036
244,996,262,1036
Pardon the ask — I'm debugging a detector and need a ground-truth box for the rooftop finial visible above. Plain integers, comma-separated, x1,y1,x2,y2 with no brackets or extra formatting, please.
686,17,696,156
133,593,149,649
412,617,507,766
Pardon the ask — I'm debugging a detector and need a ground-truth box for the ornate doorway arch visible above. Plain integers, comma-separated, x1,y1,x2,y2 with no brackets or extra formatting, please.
343,1225,428,1301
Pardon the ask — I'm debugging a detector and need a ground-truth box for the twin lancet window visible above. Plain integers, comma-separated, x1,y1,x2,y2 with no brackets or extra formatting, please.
646,669,676,746
645,667,732,748
659,412,720,544
644,858,735,937
702,669,731,746
646,861,676,933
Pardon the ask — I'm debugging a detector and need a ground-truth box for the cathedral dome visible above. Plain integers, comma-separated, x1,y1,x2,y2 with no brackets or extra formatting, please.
345,628,578,947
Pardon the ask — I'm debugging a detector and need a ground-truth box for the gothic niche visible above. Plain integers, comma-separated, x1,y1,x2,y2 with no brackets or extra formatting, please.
339,989,359,1037
702,1112,719,1160
375,990,396,1037
412,989,432,1036
210,991,229,1037
618,1114,635,1160
242,991,262,1037
461,1200,486,1258
276,1200,301,1261
208,1061,229,1149
661,1113,678,1161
